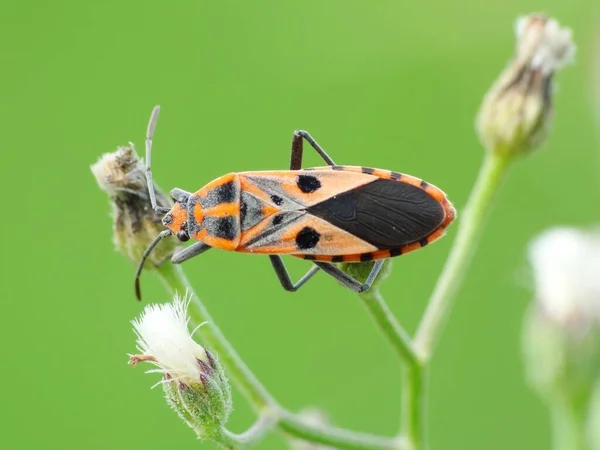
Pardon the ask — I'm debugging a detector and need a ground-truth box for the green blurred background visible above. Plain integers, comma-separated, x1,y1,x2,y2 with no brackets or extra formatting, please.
1,1,598,449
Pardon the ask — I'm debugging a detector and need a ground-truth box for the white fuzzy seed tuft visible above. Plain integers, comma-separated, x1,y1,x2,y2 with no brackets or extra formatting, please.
529,228,600,330
132,292,209,385
515,15,575,75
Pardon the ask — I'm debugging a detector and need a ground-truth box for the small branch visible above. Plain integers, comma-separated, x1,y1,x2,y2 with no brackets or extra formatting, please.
399,365,425,450
414,152,512,361
223,414,278,448
549,394,588,450
359,288,420,367
359,288,424,449
279,412,407,450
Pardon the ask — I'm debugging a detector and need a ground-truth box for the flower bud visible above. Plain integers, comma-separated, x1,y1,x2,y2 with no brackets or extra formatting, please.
476,14,575,157
130,293,232,440
91,145,178,267
523,228,600,405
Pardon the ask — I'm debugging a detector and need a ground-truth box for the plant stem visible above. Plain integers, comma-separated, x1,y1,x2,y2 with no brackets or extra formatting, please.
414,152,512,360
156,263,405,450
279,412,406,450
359,288,420,367
222,415,278,448
400,365,425,450
550,396,588,450
359,288,424,450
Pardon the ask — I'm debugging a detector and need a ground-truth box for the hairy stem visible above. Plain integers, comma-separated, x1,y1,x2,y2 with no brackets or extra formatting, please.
359,288,419,367
222,415,278,448
156,263,405,450
400,365,425,450
358,288,424,449
549,395,588,450
279,412,406,450
414,152,512,360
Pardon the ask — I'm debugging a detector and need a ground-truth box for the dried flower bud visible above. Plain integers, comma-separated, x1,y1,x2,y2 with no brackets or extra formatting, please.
476,14,575,157
523,228,600,405
91,145,178,267
130,293,232,440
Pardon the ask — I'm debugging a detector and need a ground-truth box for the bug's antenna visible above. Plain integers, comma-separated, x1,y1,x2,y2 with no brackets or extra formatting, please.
145,106,169,214
134,229,172,301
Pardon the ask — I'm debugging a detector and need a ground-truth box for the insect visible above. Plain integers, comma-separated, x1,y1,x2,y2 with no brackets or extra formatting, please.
135,106,456,300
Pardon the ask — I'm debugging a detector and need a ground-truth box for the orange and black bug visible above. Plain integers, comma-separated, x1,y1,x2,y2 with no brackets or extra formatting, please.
134,106,456,300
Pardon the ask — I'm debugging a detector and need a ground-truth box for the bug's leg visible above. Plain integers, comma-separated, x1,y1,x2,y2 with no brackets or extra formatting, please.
269,255,321,292
290,130,336,170
144,106,170,214
314,260,385,293
171,242,212,264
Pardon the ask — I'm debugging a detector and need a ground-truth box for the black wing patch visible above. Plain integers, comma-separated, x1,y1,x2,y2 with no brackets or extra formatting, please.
306,179,445,248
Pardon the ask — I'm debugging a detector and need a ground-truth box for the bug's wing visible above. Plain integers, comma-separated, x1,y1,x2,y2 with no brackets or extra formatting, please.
306,178,446,249
237,211,379,255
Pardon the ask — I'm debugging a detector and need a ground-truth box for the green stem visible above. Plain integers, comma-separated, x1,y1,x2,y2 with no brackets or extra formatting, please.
414,152,512,360
222,415,278,448
400,365,425,450
359,288,420,367
156,263,405,450
358,288,424,449
279,412,406,450
550,396,588,450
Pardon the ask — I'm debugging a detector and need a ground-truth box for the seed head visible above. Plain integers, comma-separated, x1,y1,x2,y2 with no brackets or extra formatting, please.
476,14,575,157
130,293,232,440
91,144,177,267
523,228,600,404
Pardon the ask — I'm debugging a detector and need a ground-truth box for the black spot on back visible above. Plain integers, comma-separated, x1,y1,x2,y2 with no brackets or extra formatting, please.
270,194,283,206
307,179,445,249
296,226,320,250
202,181,237,208
272,215,283,226
204,216,237,240
297,175,321,193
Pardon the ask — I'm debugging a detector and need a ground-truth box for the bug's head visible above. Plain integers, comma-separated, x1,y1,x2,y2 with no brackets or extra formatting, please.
161,189,192,242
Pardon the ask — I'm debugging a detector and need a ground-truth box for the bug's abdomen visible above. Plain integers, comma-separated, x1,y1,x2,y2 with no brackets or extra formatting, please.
190,173,242,250
233,166,455,260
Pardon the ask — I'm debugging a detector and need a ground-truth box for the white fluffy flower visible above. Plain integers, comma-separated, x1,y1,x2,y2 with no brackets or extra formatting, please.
515,15,575,75
129,294,232,440
529,228,600,331
131,293,211,386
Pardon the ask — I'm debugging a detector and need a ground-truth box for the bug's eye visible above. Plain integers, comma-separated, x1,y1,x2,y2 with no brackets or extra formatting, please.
176,230,190,242
178,195,189,204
